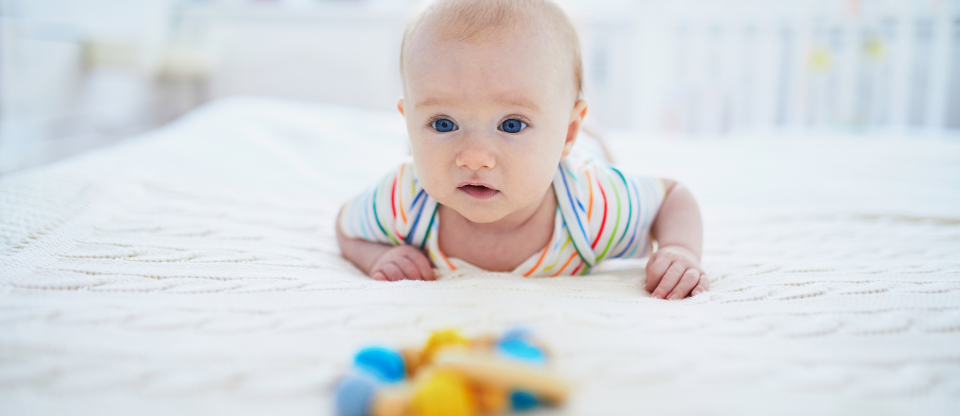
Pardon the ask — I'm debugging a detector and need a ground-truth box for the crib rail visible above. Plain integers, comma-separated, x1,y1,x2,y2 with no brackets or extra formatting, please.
581,0,960,136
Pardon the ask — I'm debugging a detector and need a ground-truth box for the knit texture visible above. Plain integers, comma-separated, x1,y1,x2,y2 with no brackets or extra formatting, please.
1,97,959,415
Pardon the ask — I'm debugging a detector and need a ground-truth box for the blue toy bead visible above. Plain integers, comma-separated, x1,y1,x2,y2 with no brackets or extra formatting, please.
354,346,406,383
510,390,540,411
335,375,376,416
497,338,546,365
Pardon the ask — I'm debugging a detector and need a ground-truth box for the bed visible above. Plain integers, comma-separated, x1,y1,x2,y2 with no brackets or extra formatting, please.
1,97,958,415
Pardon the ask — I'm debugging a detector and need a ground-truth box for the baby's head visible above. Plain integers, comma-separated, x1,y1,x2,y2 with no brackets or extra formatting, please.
398,0,588,224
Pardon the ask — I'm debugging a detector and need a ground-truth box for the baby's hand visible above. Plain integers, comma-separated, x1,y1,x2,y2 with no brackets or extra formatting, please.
645,245,709,299
369,245,436,281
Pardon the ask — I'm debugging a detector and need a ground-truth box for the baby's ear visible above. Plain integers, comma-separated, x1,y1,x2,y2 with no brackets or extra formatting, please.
562,99,589,158
575,99,588,121
397,97,405,116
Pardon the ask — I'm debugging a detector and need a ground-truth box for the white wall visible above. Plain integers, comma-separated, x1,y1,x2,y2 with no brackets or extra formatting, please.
0,0,178,171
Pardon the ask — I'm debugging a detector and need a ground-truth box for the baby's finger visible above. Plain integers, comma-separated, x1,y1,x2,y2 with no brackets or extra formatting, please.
692,274,710,296
395,257,422,281
379,263,404,282
406,252,435,281
667,268,701,300
645,257,672,292
371,271,388,281
651,263,685,299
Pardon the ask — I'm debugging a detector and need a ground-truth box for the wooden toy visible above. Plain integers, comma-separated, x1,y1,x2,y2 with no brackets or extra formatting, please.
333,328,569,416
433,349,569,403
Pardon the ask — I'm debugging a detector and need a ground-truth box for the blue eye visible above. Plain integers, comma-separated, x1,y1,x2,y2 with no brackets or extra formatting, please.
431,118,457,133
499,119,527,133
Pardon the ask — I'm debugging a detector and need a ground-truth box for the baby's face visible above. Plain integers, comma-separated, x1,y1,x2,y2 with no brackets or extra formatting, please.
400,26,584,224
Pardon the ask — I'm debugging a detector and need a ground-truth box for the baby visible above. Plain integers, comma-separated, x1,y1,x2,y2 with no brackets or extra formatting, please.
336,0,708,300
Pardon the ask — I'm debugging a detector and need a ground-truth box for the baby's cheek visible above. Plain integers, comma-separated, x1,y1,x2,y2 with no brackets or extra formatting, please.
512,158,558,200
412,151,455,200
412,159,441,191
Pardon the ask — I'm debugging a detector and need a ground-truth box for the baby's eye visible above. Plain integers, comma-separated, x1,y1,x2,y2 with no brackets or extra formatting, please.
431,118,458,133
499,119,527,134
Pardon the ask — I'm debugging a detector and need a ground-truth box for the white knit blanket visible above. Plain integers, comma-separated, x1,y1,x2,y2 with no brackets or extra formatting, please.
2,98,959,416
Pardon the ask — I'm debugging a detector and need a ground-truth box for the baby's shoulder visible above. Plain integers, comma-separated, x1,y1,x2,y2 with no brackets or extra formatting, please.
551,156,668,269
354,161,430,216
558,156,660,191
340,161,436,247
369,161,421,189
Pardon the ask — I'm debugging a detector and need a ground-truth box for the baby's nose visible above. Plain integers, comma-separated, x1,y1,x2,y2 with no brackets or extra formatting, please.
455,138,497,171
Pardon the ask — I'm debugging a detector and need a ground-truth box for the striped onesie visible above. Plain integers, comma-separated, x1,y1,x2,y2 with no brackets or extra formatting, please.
338,155,667,277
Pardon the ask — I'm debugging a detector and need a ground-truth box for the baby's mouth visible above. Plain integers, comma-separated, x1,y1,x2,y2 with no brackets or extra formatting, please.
458,183,500,200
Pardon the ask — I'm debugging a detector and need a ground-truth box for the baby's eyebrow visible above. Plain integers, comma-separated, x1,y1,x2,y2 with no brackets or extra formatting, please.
414,96,541,113
496,97,541,112
415,98,445,109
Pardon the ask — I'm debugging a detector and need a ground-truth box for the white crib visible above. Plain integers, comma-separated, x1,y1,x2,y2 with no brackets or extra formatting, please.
578,0,960,134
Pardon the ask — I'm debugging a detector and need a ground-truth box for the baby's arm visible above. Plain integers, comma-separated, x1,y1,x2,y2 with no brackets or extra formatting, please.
645,179,708,299
336,210,435,281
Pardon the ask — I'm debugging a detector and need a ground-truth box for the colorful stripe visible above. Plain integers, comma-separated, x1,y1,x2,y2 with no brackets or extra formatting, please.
609,167,634,257
612,178,642,258
556,167,595,267
405,190,428,245
419,202,439,250
523,244,550,277
390,175,397,220
543,235,572,271
398,164,408,223
594,171,621,262
552,252,578,277
585,170,594,220
590,173,608,249
372,177,400,245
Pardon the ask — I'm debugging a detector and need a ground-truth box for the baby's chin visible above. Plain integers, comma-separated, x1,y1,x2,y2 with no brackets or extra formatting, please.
446,202,510,224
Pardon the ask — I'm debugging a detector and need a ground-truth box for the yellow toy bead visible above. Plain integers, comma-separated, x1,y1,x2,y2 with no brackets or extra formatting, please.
409,370,477,416
419,329,468,365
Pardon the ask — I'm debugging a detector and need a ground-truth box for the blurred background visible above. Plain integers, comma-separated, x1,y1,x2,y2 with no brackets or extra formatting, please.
1,0,958,174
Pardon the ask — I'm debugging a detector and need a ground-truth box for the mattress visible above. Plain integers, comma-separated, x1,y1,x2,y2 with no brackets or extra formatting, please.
1,97,959,415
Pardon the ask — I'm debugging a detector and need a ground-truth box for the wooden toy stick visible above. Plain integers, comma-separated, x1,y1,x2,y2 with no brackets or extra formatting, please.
433,349,570,403
372,384,413,416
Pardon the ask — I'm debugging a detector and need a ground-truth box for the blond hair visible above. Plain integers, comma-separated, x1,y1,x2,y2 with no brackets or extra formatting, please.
400,0,583,99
